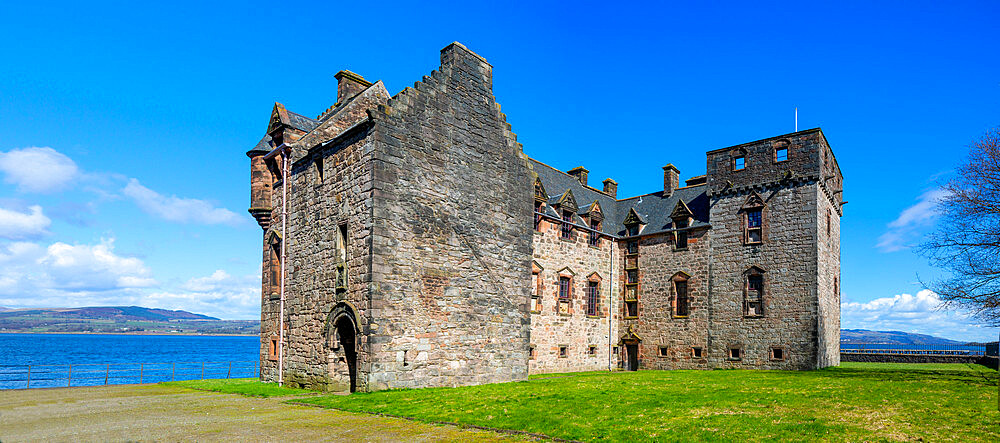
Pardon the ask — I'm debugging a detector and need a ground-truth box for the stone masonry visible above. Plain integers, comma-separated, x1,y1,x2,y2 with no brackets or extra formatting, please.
246,43,844,392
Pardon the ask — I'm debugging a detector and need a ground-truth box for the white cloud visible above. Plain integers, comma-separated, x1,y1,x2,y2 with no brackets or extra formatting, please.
876,189,949,252
0,205,51,239
123,179,242,226
37,239,156,290
842,289,998,342
0,147,79,193
143,270,259,319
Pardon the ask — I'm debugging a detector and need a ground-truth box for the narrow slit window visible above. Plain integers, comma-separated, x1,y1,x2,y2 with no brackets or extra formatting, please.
586,281,600,316
675,279,689,317
534,201,543,231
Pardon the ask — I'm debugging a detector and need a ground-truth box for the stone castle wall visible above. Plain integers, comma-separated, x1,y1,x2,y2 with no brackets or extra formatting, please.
363,42,533,390
528,215,617,374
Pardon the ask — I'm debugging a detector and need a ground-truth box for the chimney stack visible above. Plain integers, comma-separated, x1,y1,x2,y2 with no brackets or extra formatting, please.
602,178,618,199
567,166,589,186
663,164,680,196
334,70,372,105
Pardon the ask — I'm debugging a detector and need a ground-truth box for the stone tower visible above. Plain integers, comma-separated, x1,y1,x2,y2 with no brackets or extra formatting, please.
247,43,533,392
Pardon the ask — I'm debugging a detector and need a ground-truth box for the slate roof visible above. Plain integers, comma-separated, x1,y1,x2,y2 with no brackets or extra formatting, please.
286,111,320,133
529,157,710,238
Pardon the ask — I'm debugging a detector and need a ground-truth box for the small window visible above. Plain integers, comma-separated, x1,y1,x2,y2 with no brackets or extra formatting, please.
675,279,689,317
691,347,703,358
559,277,571,300
586,281,600,316
625,300,638,318
531,271,542,313
826,209,832,237
529,345,536,360
561,211,573,239
626,270,639,284
746,273,764,317
626,223,640,237
770,347,784,361
729,348,742,360
658,346,669,358
588,219,601,247
734,155,745,170
612,346,619,355
534,201,543,231
268,337,279,361
775,148,788,162
314,156,324,184
674,218,689,250
746,209,762,244
626,240,639,254
559,346,568,358
588,346,597,356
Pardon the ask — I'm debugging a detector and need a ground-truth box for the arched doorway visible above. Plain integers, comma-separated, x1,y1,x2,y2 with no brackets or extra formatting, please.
323,302,359,393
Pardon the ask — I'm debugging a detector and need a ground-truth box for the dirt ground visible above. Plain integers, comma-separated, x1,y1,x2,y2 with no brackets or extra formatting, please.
0,384,517,442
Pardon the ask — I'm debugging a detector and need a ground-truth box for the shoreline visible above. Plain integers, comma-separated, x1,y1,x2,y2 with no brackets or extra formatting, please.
0,331,258,337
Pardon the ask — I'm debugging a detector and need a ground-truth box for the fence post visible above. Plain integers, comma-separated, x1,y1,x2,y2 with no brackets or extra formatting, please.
201,362,205,380
68,365,72,387
227,361,232,379
172,363,176,381
105,364,110,385
139,363,144,384
26,365,31,389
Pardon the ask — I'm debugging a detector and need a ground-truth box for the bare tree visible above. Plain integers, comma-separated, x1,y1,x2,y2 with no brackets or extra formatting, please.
918,128,1000,327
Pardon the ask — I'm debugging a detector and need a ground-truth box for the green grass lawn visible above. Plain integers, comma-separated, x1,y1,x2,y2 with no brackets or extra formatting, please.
294,362,998,442
161,378,315,397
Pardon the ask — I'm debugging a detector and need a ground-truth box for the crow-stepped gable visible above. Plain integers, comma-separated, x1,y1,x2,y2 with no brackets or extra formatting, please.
246,42,844,392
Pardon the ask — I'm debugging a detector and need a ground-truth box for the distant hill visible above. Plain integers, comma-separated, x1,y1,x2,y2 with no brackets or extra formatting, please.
841,329,968,345
0,306,257,335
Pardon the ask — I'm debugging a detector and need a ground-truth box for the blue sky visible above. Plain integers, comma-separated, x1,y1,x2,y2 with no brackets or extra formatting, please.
1,1,997,341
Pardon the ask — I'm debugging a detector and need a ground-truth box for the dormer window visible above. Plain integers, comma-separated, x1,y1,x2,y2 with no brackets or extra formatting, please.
734,155,745,170
588,219,601,247
626,224,639,237
674,218,689,250
534,201,543,231
561,211,573,239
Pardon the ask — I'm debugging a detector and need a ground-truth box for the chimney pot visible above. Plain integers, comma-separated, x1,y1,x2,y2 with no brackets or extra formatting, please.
663,164,680,196
567,166,589,186
602,178,618,199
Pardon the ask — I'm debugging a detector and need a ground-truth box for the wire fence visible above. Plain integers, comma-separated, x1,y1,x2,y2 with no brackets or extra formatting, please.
840,344,987,356
0,361,259,390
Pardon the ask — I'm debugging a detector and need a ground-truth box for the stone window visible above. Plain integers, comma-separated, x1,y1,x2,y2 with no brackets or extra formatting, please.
673,276,690,318
734,155,745,171
826,209,832,237
268,336,279,361
529,345,536,360
559,345,568,358
534,201,543,231
531,270,542,313
691,347,703,358
728,347,742,360
745,268,765,317
746,209,763,244
658,346,669,358
626,223,640,237
626,240,639,255
770,347,785,361
336,223,348,291
626,269,638,284
674,218,689,250
269,239,282,291
586,280,600,317
588,345,597,356
588,219,601,247
560,211,573,239
834,277,839,301
558,276,571,315
314,156,324,184
625,300,638,318
612,346,619,355
775,147,788,162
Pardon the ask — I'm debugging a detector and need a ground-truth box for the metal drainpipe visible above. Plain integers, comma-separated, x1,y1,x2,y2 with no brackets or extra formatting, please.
608,236,614,371
278,146,289,386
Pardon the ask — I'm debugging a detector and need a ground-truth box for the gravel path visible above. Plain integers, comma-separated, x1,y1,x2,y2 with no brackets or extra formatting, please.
0,384,517,442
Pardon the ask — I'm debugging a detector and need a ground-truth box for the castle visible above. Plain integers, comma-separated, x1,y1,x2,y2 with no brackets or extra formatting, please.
246,43,843,392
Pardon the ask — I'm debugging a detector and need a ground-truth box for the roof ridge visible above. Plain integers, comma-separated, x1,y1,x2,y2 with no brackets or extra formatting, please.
526,157,616,199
